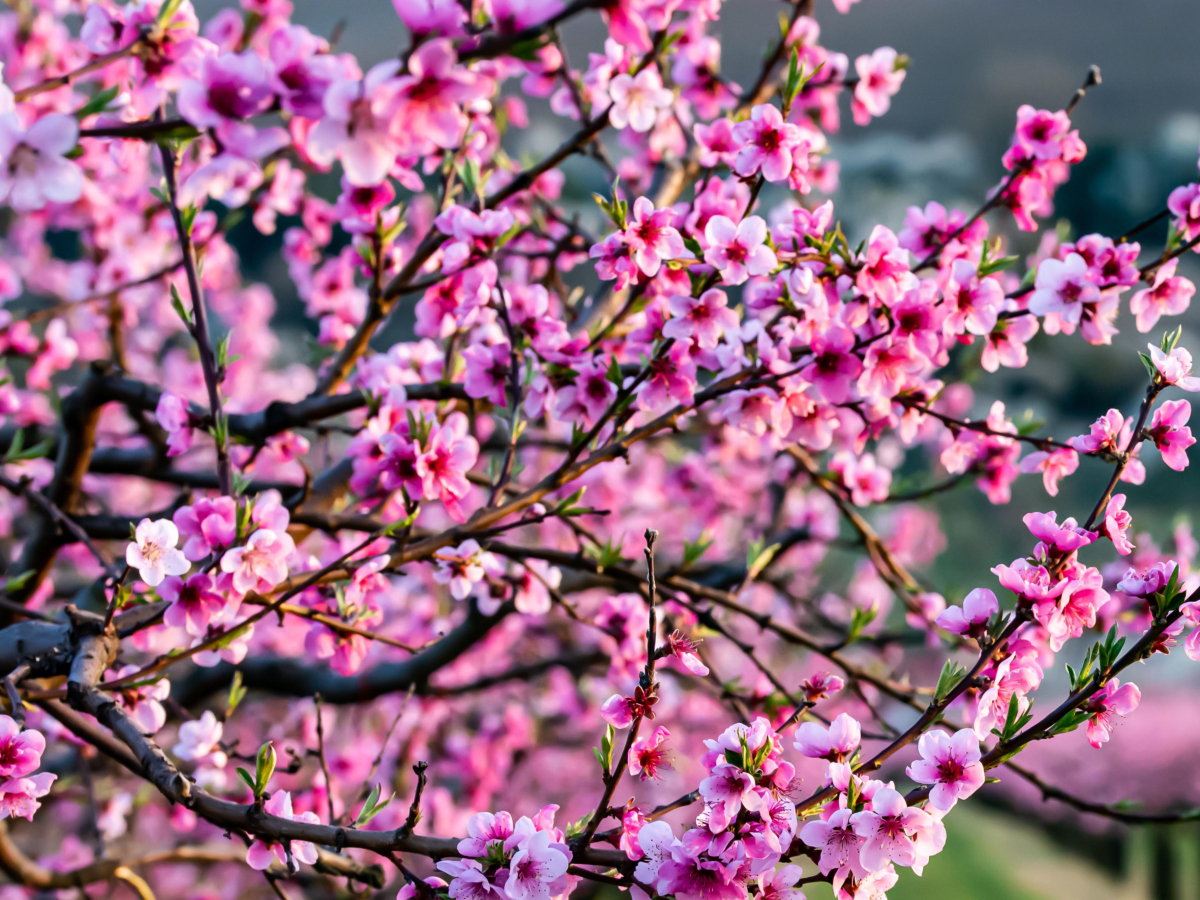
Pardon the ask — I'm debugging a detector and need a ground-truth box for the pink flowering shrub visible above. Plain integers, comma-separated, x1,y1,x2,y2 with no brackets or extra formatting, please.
0,3,1195,900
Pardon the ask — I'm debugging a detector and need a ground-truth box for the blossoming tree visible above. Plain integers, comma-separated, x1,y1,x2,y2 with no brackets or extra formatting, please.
0,0,1197,898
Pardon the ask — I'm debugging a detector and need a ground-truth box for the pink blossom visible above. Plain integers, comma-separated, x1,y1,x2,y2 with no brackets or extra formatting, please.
433,540,488,600
268,25,346,118
1014,105,1072,160
110,665,170,735
220,528,295,594
172,710,227,767
1149,345,1200,391
1085,678,1140,748
0,113,83,211
308,61,404,186
127,519,190,587
857,338,925,400
663,289,739,348
608,68,673,132
704,215,777,286
1034,563,1108,652
850,787,935,873
973,654,1042,739
935,588,998,639
801,671,845,703
799,808,868,890
942,259,1003,336
624,198,685,277
505,830,570,900
992,557,1066,605
246,791,320,870
178,52,274,127
694,119,741,168
155,392,196,457
1019,447,1079,496
1146,398,1195,471
905,728,984,811
161,573,228,636
629,725,672,781
392,0,466,37
392,39,493,151
698,761,756,832
1116,562,1173,598
855,225,911,306
794,712,861,761
0,773,55,821
851,47,905,125
462,343,512,406
664,630,709,676
733,104,803,182
1129,259,1194,332
756,865,806,900
173,497,238,561
657,840,746,900
417,414,480,521
600,693,638,729
830,451,891,506
1029,253,1098,325
1103,494,1134,555
1168,182,1200,244
555,356,617,425
1069,408,1127,455
458,811,515,857
801,324,862,403
1022,511,1097,553
0,718,44,779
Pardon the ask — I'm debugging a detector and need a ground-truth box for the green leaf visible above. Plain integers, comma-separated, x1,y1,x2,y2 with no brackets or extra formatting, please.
254,742,276,796
226,670,246,717
355,783,394,826
75,85,120,120
2,570,35,594
682,535,714,570
170,284,193,328
846,605,877,645
934,659,967,705
236,767,256,793
1139,351,1158,380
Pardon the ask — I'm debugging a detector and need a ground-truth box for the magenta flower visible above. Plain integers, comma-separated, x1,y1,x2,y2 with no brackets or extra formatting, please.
0,112,83,211
0,718,43,779
663,289,739,348
1028,253,1098,325
801,324,863,404
973,654,1042,739
794,713,861,761
178,52,274,127
855,225,911,307
308,61,404,186
462,342,512,406
392,39,493,151
417,414,479,522
607,68,673,132
269,24,347,118
657,840,746,900
1130,259,1195,333
756,864,806,900
1013,105,1072,159
733,104,802,182
1146,398,1196,471
220,528,295,594
1069,408,1126,456
246,791,320,870
637,342,698,413
600,693,637,729
161,573,228,636
935,588,998,639
1034,563,1108,652
392,0,466,37
555,356,617,425
173,497,238,561
1084,678,1140,748
623,197,685,277
664,630,709,676
1149,345,1200,391
1168,182,1200,243
305,623,370,676
906,728,984,811
801,671,845,702
1102,494,1134,555
991,557,1066,605
704,215,777,286
698,761,756,832
127,519,190,587
0,773,55,822
1022,511,1097,553
1116,562,1173,598
1019,447,1079,496
857,338,925,400
629,725,672,781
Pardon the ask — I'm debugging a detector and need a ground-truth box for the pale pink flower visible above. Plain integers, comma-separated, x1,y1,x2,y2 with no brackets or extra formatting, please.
794,712,860,761
942,259,1003,336
220,529,295,594
127,519,190,587
173,497,238,560
1116,562,1173,598
417,414,479,522
246,791,320,870
991,557,1066,605
698,761,756,832
694,118,741,168
851,786,936,872
1149,345,1200,391
855,225,911,306
308,61,404,186
392,39,493,151
110,665,169,735
155,392,196,457
458,811,515,857
1028,253,1098,325
433,539,488,600
662,289,739,348
0,113,82,211
0,773,55,821
172,710,227,767
1102,494,1134,555
799,808,868,890
624,197,685,277
704,215,776,286
607,68,673,132
905,728,984,811
505,830,570,900
1085,678,1140,748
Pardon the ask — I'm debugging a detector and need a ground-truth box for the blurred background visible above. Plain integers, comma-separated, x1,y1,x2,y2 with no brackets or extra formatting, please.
201,0,1200,896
